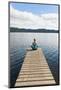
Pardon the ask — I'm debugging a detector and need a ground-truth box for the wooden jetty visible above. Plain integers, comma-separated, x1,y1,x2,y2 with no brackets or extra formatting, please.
15,48,56,87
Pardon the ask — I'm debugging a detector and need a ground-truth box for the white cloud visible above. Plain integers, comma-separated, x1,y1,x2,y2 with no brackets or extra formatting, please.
10,5,58,30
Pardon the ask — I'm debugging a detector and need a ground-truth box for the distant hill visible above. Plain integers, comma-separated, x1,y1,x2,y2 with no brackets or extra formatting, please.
10,27,59,33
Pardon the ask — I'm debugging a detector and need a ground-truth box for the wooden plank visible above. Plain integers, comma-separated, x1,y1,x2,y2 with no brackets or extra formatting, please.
15,80,56,87
18,73,53,78
16,76,54,82
22,64,48,68
20,69,51,73
21,68,50,71
19,71,51,75
15,48,56,87
21,67,49,70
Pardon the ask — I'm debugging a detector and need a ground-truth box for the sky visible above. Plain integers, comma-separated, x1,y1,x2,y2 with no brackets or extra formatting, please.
10,3,58,15
10,2,58,30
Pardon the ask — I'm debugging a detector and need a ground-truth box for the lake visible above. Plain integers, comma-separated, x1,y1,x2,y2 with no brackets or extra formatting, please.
10,32,59,87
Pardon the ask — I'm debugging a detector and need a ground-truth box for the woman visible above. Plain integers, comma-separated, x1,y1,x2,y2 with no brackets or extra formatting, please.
31,38,38,50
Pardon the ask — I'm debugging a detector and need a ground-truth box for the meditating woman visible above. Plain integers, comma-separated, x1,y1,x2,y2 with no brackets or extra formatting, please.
31,38,38,50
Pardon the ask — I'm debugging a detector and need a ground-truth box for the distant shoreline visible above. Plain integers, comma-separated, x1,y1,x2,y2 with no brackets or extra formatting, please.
10,27,59,33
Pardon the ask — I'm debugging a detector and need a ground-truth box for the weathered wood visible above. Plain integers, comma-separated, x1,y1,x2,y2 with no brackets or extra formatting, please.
15,80,56,86
15,48,56,87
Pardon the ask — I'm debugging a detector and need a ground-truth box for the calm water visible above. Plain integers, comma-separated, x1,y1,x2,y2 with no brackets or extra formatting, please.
10,32,59,87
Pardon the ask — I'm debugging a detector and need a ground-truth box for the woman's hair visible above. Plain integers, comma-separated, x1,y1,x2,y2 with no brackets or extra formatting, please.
34,38,36,41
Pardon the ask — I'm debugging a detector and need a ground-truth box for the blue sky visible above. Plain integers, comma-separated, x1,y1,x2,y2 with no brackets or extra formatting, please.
10,2,58,15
